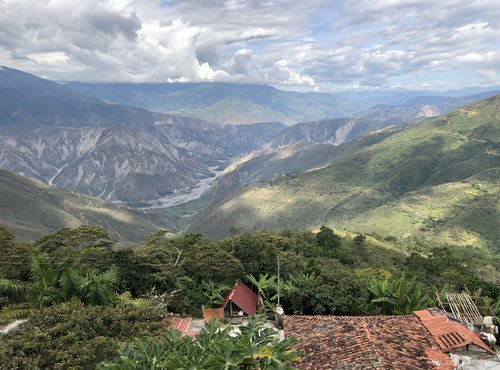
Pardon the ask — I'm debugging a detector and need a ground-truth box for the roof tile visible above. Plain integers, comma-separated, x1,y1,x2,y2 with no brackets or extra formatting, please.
284,315,455,370
170,317,193,334
414,309,494,354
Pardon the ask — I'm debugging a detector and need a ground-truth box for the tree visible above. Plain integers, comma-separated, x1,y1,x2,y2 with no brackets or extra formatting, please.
28,252,65,307
246,273,277,311
0,278,28,309
134,232,184,292
0,228,33,308
316,226,341,249
110,249,146,296
354,234,366,247
281,273,319,314
480,295,500,317
0,253,120,320
223,233,278,276
229,226,242,236
315,267,371,315
185,243,244,283
34,226,114,255
60,266,119,306
403,246,499,295
0,226,34,281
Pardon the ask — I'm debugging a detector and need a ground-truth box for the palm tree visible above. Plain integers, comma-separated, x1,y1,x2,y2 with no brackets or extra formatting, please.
0,253,120,320
69,266,120,306
0,278,31,318
28,253,65,307
0,253,62,319
0,278,28,300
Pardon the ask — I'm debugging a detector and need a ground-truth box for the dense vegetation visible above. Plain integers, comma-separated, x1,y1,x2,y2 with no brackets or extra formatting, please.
0,301,164,370
0,224,499,368
99,314,300,370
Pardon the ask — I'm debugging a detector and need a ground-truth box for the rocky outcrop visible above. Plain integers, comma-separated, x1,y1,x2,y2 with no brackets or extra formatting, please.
0,123,284,204
0,67,286,204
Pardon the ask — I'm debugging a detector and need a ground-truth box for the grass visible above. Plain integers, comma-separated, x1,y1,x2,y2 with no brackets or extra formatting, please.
0,170,170,246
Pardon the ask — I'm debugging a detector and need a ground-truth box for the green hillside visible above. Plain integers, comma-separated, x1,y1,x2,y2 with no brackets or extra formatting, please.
171,97,294,125
188,95,500,250
0,170,170,245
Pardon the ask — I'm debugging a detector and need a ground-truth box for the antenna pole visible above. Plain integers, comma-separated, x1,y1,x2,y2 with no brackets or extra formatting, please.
277,255,280,307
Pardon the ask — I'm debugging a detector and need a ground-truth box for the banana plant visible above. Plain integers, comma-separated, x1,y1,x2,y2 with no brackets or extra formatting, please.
245,273,277,310
369,273,433,315
201,280,230,308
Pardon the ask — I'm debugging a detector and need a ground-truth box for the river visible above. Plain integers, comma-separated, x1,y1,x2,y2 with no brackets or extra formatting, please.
140,165,223,209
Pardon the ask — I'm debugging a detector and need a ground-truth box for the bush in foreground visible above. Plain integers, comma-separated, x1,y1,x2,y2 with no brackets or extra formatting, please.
99,314,301,370
0,300,163,370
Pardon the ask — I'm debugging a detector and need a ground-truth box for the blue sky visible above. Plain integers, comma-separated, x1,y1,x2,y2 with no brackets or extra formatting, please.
0,0,498,91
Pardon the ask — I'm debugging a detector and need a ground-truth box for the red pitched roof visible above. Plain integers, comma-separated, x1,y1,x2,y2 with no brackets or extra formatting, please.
284,315,454,370
415,308,495,354
221,281,259,316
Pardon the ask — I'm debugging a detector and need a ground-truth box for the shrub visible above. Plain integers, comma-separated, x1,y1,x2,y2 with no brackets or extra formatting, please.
0,300,164,370
99,314,301,369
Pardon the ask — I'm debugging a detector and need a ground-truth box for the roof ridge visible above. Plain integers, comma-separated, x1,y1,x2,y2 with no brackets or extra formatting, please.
283,314,409,319
361,318,387,369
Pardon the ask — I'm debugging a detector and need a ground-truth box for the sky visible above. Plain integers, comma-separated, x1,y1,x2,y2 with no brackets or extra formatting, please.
0,0,499,92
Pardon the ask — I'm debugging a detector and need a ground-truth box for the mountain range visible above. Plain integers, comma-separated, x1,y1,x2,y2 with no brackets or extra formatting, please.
2,67,498,204
188,95,500,250
0,67,284,203
66,79,499,125
66,81,359,125
0,66,498,249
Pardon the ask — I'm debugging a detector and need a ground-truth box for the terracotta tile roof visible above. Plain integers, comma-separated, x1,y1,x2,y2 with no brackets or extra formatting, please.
170,317,193,334
415,308,495,355
284,315,455,370
168,317,201,337
222,281,259,316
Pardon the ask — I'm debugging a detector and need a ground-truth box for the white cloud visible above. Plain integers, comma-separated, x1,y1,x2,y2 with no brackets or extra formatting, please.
276,59,316,87
476,69,499,84
456,51,496,64
0,0,498,90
